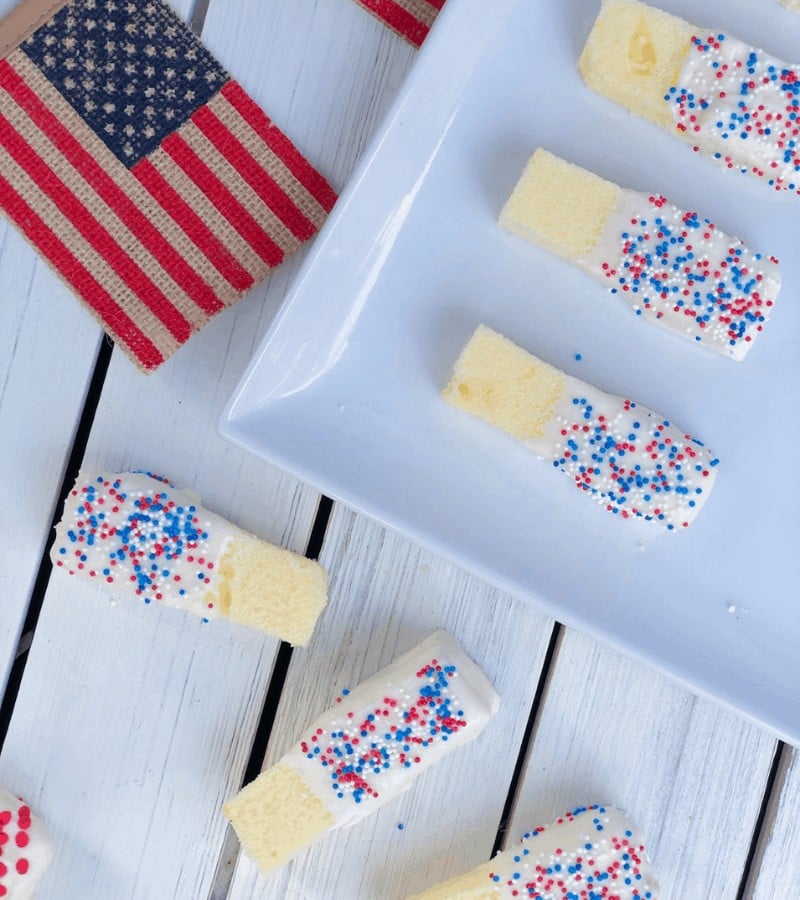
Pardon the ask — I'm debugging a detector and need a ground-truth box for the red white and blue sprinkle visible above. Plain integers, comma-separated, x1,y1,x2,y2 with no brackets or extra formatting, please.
667,32,800,194
543,383,718,530
486,805,657,900
299,659,466,805
52,473,226,619
598,193,779,359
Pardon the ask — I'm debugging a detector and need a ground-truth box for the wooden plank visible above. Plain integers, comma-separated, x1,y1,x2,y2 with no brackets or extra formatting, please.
505,630,777,900
0,123,102,695
226,506,554,900
0,2,326,898
0,0,108,687
0,268,322,896
745,746,800,899
0,302,322,900
199,0,417,190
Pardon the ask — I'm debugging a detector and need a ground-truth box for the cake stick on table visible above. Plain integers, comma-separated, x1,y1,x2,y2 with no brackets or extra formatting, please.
500,149,781,361
408,804,658,900
443,326,718,531
0,788,53,899
51,472,328,645
223,631,500,873
580,0,800,195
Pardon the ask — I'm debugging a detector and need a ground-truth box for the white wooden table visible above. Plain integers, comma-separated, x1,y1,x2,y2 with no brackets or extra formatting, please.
1,1,798,898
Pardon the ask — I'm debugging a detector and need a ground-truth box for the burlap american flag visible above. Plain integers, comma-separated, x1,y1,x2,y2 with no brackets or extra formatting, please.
0,0,337,372
355,0,444,48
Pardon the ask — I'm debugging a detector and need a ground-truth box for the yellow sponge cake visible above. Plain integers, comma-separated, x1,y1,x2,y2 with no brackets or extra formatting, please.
224,764,335,873
580,0,694,128
500,149,619,261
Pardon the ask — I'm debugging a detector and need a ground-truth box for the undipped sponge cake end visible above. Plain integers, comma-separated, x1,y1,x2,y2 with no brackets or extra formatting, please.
214,537,328,647
500,149,619,260
442,325,565,443
579,0,695,128
223,763,335,873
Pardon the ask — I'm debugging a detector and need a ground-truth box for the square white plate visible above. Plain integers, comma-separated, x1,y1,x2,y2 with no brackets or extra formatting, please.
221,0,800,745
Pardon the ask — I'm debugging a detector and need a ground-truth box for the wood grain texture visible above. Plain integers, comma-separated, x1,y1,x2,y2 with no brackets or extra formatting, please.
199,0,416,191
0,0,201,701
0,0,795,898
0,177,102,694
0,1,322,898
505,630,777,900
746,746,800,899
226,506,554,900
0,252,322,897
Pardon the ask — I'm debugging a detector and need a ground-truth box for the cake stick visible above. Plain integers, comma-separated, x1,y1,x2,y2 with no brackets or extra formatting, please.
500,149,781,361
580,0,800,194
224,631,500,873
51,472,328,645
408,804,658,900
443,326,718,531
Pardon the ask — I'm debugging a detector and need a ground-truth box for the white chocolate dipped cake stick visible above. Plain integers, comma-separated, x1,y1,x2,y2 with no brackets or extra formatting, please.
51,472,328,645
223,631,500,873
443,326,718,531
409,804,658,900
0,789,52,899
500,149,781,361
580,0,800,195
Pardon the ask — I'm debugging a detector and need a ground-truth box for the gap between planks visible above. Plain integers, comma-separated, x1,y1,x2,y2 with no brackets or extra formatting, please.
0,338,113,752
209,495,334,900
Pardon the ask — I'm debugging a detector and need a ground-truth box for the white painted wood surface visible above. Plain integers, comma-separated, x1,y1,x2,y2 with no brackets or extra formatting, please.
0,0,797,898
0,1,319,898
0,163,102,693
747,746,800,899
226,507,555,900
506,630,777,900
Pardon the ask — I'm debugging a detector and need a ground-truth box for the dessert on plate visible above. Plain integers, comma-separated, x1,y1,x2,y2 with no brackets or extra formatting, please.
51,471,328,645
408,804,658,900
580,0,800,194
500,149,781,360
224,631,500,873
443,326,718,531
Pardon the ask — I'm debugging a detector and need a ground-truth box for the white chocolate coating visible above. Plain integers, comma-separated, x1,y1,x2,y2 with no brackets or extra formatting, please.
526,373,719,530
581,189,780,360
668,32,800,194
281,632,500,827
0,789,52,900
486,805,658,899
52,472,239,619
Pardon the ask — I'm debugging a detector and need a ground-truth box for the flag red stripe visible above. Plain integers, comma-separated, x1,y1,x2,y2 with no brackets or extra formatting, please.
426,0,445,10
160,131,285,268
355,0,429,46
0,111,192,343
132,157,254,294
221,81,338,213
0,59,223,317
192,103,316,242
0,172,164,370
